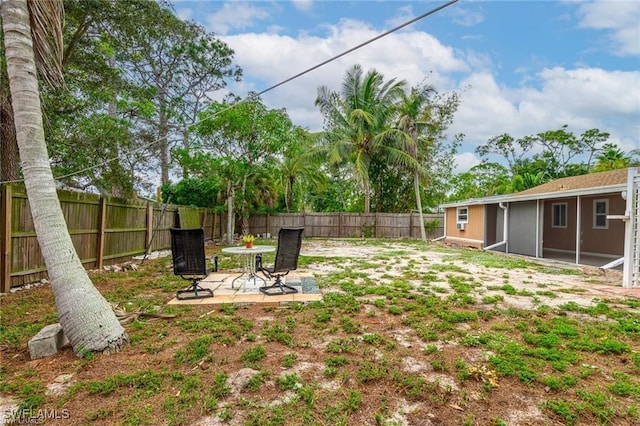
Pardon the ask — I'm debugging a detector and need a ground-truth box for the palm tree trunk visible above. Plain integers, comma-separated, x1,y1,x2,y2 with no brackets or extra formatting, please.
2,0,127,353
226,180,235,245
414,172,427,242
363,181,371,214
286,176,294,213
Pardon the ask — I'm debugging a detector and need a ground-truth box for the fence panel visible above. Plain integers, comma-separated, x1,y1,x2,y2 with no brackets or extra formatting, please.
102,198,148,264
376,213,409,238
267,214,304,237
149,205,179,252
10,190,44,286
303,213,340,238
247,214,269,236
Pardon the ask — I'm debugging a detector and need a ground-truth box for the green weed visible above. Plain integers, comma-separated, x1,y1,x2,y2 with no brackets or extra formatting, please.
240,345,266,368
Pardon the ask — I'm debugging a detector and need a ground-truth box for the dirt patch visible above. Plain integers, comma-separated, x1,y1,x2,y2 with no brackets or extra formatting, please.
300,239,633,309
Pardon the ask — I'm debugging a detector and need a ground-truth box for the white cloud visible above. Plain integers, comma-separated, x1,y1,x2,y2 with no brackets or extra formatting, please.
448,66,640,155
175,7,193,22
205,2,271,35
384,4,416,29
454,152,481,174
219,19,467,130
446,5,485,27
576,0,640,56
292,0,313,13
207,9,638,161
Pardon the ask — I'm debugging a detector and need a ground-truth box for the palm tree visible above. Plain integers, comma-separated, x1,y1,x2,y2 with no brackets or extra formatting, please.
277,130,326,212
496,171,545,193
315,65,412,213
396,86,435,241
593,143,631,172
2,0,127,353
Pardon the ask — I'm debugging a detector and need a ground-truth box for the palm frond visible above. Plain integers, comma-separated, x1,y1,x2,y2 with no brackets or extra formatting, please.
27,0,64,87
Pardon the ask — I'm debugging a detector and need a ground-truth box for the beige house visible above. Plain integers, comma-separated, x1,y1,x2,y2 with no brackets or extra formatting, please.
440,167,639,288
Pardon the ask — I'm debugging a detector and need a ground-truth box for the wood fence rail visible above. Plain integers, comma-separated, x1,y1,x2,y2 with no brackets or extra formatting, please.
0,184,443,291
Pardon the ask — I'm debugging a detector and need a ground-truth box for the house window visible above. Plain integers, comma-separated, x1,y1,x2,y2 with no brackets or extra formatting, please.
457,207,468,223
593,199,608,229
552,203,567,228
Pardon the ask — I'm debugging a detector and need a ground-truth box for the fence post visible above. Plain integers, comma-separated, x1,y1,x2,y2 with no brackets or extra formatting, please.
266,213,270,237
96,197,107,269
145,202,153,253
1,184,12,293
339,212,343,238
210,209,215,240
409,212,414,238
209,211,214,239
375,212,379,238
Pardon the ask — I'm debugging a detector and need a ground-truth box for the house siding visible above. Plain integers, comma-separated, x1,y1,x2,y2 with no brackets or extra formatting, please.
542,194,624,257
445,205,484,248
580,194,625,256
543,198,577,251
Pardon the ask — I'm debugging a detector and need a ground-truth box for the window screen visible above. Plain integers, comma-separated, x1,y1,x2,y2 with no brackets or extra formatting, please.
552,203,567,228
594,200,608,229
457,207,468,223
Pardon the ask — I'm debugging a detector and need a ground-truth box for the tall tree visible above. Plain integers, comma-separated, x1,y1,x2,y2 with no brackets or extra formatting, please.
475,133,534,174
448,162,511,201
315,65,411,213
396,86,432,241
2,0,127,353
476,126,611,180
535,126,608,175
116,0,241,185
454,128,619,199
33,0,140,196
395,85,460,238
276,129,326,212
592,143,632,172
194,94,292,243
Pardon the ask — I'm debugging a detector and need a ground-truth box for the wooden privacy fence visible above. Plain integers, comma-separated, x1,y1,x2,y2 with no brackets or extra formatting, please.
248,212,443,239
0,184,221,291
0,184,443,291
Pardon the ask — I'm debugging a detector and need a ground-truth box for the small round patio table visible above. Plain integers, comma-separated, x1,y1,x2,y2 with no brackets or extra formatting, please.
221,245,275,289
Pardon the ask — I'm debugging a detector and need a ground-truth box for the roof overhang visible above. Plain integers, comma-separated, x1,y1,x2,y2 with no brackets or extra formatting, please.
440,183,626,209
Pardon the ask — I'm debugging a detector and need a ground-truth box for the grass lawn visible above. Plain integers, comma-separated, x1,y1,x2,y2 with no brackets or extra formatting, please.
0,238,639,425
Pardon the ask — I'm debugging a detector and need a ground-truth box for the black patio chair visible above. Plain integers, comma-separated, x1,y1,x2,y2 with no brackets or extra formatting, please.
257,227,304,295
170,228,218,300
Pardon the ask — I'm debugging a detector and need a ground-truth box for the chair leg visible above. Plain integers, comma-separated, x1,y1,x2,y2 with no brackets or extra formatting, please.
177,278,214,300
259,275,298,295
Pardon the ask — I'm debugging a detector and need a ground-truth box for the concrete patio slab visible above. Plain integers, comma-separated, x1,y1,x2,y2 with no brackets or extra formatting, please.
167,271,321,306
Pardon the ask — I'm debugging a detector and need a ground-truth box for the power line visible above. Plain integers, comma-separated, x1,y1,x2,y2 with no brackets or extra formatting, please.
256,0,459,97
1,0,459,186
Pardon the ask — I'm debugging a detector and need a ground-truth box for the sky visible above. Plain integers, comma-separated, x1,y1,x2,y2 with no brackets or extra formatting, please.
173,0,640,173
